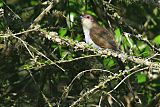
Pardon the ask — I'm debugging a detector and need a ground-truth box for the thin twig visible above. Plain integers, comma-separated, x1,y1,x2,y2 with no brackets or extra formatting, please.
29,1,57,29
98,96,103,107
12,35,35,58
0,28,39,36
124,32,160,53
56,55,100,63
69,65,142,107
107,67,148,94
0,30,65,71
15,36,65,71
27,70,52,107
58,69,115,106
2,0,21,19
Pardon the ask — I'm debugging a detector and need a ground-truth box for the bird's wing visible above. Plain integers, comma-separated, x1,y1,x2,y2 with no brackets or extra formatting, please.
90,25,118,50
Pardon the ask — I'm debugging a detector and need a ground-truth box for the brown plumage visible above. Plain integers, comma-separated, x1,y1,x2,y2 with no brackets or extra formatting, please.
81,15,134,95
90,22,118,50
81,14,125,70
81,14,118,50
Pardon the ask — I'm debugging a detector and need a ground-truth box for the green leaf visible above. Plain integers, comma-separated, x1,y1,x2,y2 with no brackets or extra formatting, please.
51,44,58,49
151,83,160,87
108,60,115,67
84,10,96,16
67,54,74,60
75,34,82,41
115,28,121,38
31,0,39,6
140,46,151,57
0,2,3,7
114,28,121,44
152,35,160,45
67,12,76,28
58,28,67,37
153,8,158,15
103,58,115,69
136,73,147,83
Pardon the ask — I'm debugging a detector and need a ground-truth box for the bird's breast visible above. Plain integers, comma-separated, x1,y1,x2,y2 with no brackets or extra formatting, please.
83,27,100,49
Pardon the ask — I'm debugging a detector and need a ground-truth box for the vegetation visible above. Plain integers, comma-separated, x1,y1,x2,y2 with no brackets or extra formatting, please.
0,0,160,106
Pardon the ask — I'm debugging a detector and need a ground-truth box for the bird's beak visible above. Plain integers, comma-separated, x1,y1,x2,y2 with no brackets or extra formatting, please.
79,16,83,19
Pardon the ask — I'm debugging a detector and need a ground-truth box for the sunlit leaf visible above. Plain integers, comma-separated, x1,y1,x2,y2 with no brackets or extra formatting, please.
122,36,134,50
58,28,67,37
103,58,115,69
153,35,160,45
51,44,58,48
136,73,147,83
115,27,122,45
0,2,3,7
67,12,76,28
31,0,39,6
153,8,158,15
75,34,82,41
115,28,121,37
140,46,151,57
67,53,74,60
134,42,151,57
85,10,96,16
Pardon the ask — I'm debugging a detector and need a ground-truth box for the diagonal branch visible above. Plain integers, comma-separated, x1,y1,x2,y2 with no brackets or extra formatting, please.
124,32,160,53
69,65,148,107
40,30,160,72
29,0,57,29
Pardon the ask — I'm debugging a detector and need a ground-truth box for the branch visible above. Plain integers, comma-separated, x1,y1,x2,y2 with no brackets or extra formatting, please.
69,66,148,107
58,69,115,105
40,30,160,72
124,32,160,53
0,29,65,72
29,0,57,29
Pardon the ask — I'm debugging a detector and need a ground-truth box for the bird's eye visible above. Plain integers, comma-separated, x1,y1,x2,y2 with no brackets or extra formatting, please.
86,16,90,19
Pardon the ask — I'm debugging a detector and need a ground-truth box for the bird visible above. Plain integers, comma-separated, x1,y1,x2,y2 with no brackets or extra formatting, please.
80,15,136,97
80,14,134,91
80,14,125,70
80,14,135,92
80,14,118,51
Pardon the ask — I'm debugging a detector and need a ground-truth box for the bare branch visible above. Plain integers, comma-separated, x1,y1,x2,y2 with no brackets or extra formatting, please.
0,29,65,72
124,32,160,53
29,0,58,29
40,30,160,71
69,65,146,107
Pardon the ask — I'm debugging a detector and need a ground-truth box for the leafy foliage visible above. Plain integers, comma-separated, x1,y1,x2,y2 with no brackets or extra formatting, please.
0,0,160,107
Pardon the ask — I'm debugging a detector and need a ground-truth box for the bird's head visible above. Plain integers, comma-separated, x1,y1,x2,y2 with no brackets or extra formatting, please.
80,14,95,29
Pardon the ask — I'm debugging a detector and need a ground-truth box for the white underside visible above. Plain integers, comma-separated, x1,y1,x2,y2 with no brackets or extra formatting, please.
83,27,100,49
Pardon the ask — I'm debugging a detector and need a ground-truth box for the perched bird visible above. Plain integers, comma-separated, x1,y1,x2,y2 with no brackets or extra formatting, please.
80,14,118,50
80,14,125,70
80,15,135,96
80,14,134,89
